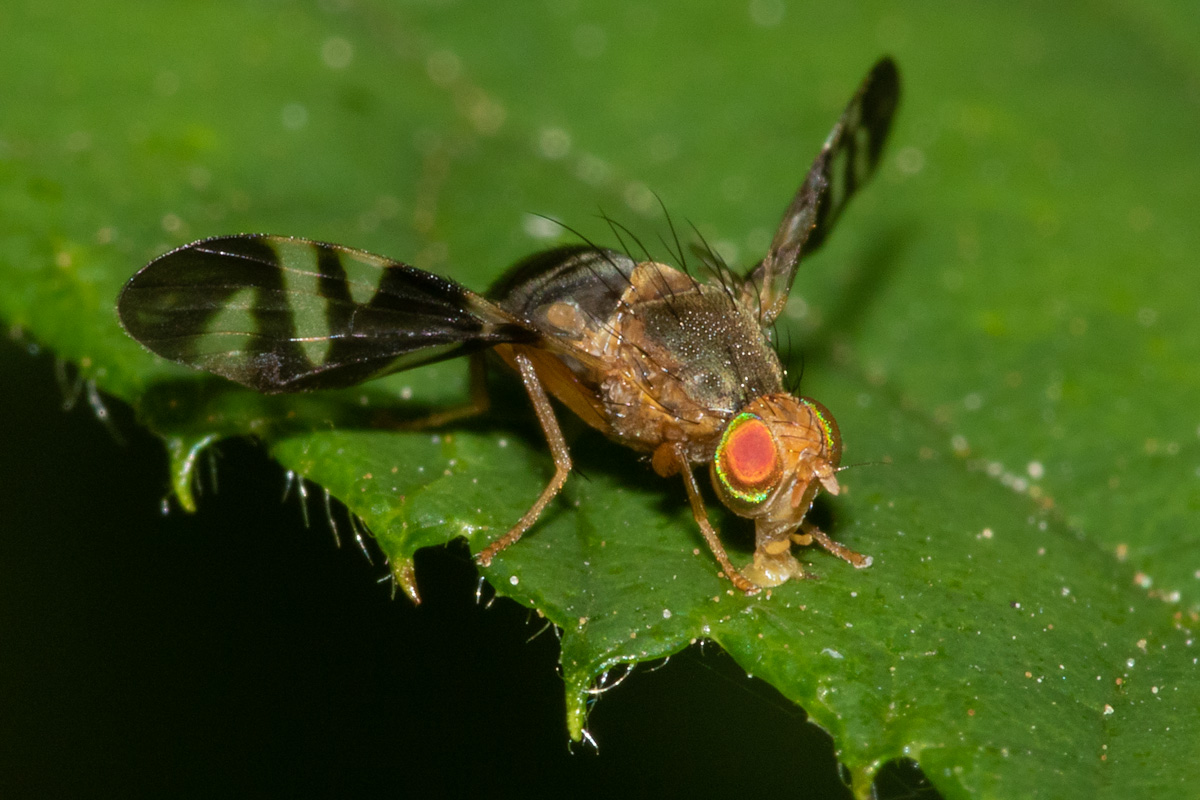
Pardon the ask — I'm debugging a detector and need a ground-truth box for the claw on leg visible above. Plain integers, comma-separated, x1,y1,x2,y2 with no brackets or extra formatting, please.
802,522,872,569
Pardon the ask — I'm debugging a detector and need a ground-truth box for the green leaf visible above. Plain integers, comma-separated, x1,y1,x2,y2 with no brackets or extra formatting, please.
3,2,1198,797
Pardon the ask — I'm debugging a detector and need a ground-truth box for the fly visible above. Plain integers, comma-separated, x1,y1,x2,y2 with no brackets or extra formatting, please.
118,57,900,595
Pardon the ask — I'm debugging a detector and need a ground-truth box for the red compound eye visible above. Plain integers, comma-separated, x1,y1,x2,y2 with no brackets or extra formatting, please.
714,413,782,505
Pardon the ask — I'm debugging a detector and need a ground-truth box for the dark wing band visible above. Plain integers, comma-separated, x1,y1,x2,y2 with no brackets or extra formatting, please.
744,57,901,325
118,234,540,393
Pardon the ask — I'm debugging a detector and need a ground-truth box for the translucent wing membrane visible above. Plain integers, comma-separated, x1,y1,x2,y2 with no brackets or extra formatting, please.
118,234,540,393
745,57,901,325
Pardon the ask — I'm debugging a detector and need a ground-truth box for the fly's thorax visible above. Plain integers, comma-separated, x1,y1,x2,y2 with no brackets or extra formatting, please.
709,393,842,522
626,264,783,410
597,261,786,453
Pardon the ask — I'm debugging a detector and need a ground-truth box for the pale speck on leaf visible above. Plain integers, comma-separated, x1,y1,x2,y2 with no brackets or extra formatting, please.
281,103,308,130
321,36,353,69
748,0,785,27
426,50,461,86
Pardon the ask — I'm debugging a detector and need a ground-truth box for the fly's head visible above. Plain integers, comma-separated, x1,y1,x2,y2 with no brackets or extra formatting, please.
710,393,842,587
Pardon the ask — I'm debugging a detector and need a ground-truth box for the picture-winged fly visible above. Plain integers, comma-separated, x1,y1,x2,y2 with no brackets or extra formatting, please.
118,57,900,595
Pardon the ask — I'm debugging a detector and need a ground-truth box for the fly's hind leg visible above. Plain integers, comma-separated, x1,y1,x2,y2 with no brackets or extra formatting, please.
386,353,490,430
476,350,572,567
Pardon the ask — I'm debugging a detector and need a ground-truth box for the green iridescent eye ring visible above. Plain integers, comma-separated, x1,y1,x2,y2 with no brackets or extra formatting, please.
800,399,838,455
714,412,783,505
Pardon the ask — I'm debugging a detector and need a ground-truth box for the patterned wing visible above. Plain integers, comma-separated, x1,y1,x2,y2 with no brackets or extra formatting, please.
118,234,541,393
744,57,901,325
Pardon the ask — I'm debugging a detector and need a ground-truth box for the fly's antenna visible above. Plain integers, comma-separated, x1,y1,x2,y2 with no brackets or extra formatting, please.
836,459,890,473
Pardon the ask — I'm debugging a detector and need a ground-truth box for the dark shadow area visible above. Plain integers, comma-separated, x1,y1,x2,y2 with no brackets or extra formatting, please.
133,346,595,448
133,370,518,440
1,335,882,798
873,758,944,800
818,223,917,349
780,221,916,375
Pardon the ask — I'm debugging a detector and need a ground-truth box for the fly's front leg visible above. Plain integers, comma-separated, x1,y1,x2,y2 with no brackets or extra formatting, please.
794,521,873,569
660,442,761,595
476,350,572,567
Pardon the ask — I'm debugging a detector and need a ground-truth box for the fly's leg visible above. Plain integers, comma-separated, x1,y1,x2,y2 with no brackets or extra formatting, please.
386,353,490,430
794,521,873,569
476,351,572,567
663,443,761,595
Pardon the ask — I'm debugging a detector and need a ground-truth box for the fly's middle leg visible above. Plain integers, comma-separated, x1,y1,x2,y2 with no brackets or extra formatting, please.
385,353,490,430
476,350,572,567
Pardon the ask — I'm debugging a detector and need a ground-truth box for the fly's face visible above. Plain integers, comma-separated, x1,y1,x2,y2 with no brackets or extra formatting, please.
711,394,841,521
711,394,847,586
